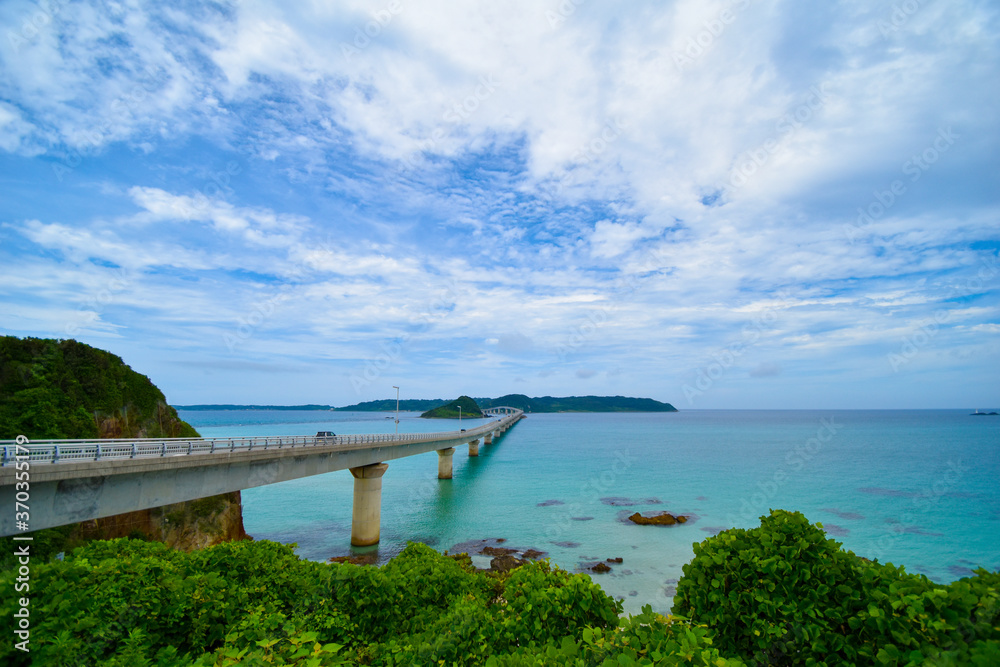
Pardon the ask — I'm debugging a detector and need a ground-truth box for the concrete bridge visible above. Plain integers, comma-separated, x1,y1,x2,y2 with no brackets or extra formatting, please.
482,406,520,417
0,409,523,546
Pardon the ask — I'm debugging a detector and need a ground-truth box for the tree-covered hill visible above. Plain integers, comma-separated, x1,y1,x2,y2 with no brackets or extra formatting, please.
474,393,535,412
334,398,446,412
0,336,199,440
0,337,245,554
420,395,484,419
476,394,677,413
339,395,678,413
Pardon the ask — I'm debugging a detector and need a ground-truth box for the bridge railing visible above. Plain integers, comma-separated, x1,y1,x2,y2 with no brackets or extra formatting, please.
0,409,522,466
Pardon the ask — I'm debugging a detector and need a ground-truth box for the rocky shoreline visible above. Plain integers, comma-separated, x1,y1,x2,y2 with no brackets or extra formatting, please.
325,498,697,578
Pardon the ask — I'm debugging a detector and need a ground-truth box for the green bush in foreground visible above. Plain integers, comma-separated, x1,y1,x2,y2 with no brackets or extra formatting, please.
4,510,996,665
674,509,1000,666
4,539,661,665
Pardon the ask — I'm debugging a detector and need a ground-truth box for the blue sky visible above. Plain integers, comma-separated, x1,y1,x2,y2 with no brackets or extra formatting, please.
1,0,998,409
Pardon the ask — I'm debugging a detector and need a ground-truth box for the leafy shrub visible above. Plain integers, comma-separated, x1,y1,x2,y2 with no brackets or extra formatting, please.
575,609,745,666
486,608,745,666
0,538,625,666
191,610,350,666
4,519,993,666
488,560,622,653
673,509,1000,665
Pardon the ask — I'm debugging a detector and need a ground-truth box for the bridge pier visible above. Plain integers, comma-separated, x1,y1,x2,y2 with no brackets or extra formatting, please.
437,448,455,479
468,439,480,456
350,462,389,546
484,433,493,445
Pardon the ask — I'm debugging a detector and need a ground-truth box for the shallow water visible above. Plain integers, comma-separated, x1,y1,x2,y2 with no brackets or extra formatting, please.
180,408,1000,616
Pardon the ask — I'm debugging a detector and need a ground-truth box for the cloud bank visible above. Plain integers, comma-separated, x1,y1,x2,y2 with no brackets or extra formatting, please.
1,0,997,408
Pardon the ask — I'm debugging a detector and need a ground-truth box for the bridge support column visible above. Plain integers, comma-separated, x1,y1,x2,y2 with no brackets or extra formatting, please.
483,433,492,445
437,448,455,479
468,439,480,457
350,463,389,546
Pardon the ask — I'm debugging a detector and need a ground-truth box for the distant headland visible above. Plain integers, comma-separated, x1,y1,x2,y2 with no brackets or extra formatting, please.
175,404,336,411
176,394,678,413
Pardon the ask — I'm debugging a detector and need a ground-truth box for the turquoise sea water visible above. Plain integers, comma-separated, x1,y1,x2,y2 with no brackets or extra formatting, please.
178,408,1000,616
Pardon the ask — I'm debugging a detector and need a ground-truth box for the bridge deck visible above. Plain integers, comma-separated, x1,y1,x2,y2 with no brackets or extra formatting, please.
0,409,523,536
2,419,510,467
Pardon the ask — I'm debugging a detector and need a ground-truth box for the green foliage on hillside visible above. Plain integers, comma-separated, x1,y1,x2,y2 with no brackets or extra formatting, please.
333,398,446,412
420,395,484,419
0,336,199,440
477,395,678,413
3,511,996,664
674,509,1000,665
0,539,738,666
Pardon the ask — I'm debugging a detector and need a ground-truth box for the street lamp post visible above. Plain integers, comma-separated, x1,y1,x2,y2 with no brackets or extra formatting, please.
392,386,399,435
458,405,462,426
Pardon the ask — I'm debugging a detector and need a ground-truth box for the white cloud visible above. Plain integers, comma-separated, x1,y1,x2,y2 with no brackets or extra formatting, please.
16,220,214,271
589,220,655,258
0,102,38,154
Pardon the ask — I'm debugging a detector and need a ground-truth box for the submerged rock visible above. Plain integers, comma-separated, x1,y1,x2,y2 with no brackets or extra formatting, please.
450,537,508,554
628,512,689,526
600,497,640,506
451,538,547,565
606,557,623,563
481,545,517,557
328,552,378,565
490,553,526,573
591,562,611,573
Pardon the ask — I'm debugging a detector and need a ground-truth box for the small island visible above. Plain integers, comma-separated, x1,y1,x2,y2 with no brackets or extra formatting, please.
480,394,678,413
420,396,483,419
